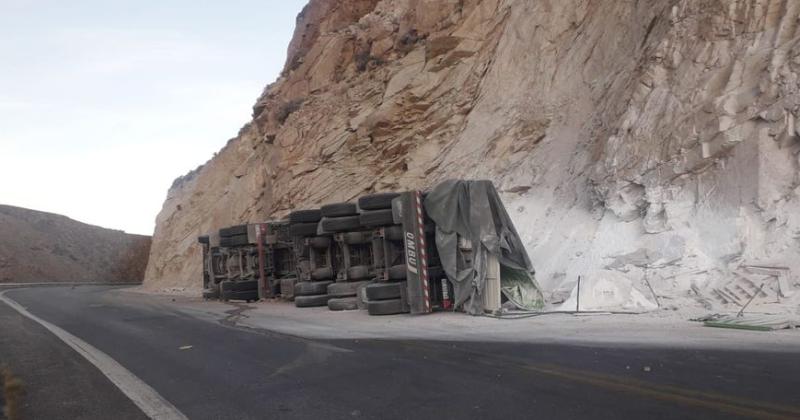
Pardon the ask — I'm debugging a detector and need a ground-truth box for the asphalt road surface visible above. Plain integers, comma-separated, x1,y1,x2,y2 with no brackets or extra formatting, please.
1,286,799,419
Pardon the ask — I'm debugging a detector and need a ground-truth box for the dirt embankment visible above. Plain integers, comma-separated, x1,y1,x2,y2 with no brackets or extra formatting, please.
0,205,151,283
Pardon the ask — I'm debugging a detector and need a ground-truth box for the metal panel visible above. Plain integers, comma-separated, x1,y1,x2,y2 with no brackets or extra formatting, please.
254,223,270,299
398,191,431,314
246,223,260,244
209,232,221,248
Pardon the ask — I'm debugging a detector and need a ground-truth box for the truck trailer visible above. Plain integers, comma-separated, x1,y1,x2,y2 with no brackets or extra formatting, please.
198,181,543,316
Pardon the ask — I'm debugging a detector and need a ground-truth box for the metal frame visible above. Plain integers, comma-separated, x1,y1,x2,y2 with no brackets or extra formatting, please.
398,191,432,314
200,189,459,311
333,231,374,282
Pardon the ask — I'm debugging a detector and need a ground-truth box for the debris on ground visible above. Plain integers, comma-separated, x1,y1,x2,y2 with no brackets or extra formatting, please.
694,313,799,331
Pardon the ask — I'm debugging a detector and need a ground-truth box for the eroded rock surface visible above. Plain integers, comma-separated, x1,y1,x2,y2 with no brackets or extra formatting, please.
144,0,800,313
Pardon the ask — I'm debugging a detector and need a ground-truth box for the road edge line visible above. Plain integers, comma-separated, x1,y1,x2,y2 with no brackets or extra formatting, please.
0,290,188,420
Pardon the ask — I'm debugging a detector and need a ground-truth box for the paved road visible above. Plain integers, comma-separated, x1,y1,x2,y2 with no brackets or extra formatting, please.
1,286,799,419
0,287,146,420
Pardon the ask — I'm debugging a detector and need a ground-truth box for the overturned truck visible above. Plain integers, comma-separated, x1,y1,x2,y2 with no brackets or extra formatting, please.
198,180,544,316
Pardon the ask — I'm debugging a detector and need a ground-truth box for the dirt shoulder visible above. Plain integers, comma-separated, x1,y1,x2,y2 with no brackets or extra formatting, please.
126,290,800,352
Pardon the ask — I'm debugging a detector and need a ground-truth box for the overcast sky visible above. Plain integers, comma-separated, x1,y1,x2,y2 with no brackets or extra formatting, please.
0,0,307,235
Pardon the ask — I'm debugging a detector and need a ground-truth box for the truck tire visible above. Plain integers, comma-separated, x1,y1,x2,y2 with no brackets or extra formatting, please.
289,209,322,223
229,280,258,292
367,298,406,315
295,294,330,308
295,281,332,296
237,289,260,302
311,267,334,281
359,209,395,227
384,225,404,242
321,202,358,217
358,192,400,210
327,281,368,298
220,224,248,237
365,282,403,300
342,231,371,245
221,280,258,292
289,222,319,237
347,265,371,281
308,236,331,249
221,289,259,302
328,297,359,311
202,287,219,300
321,216,360,233
220,234,250,247
388,264,407,280
280,278,297,300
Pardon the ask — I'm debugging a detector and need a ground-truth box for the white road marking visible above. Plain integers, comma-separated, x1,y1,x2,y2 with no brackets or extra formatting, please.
0,290,188,420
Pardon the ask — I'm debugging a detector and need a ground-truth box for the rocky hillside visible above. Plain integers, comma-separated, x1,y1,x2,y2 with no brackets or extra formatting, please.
0,205,151,283
144,0,800,312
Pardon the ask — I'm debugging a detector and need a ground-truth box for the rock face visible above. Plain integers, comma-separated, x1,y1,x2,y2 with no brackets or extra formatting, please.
144,0,800,312
0,205,151,283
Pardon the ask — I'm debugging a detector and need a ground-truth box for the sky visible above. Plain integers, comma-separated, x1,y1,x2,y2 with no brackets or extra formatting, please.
0,0,307,235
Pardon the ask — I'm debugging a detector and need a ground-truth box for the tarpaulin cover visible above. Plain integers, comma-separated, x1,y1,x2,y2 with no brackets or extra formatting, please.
424,180,544,314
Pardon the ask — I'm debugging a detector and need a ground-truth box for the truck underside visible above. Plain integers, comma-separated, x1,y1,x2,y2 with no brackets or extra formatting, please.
198,181,541,316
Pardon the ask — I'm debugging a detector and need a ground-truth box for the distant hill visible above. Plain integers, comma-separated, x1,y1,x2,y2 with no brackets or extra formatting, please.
0,205,151,283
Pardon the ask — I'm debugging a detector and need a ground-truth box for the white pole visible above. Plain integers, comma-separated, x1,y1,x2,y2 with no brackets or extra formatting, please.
484,253,501,313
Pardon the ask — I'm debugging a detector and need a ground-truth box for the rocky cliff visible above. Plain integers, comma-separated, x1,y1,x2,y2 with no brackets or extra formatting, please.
144,0,800,313
0,205,151,283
